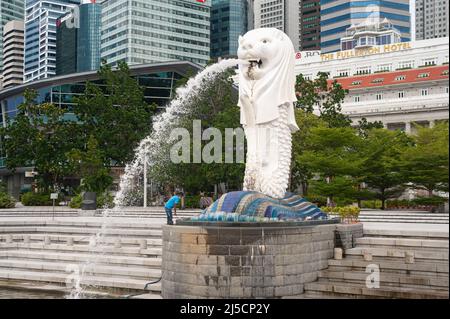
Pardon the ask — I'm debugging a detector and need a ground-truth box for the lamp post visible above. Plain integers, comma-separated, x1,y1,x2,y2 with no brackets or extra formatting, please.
144,150,148,208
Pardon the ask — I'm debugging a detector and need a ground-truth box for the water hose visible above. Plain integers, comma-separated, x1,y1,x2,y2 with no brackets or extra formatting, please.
123,277,162,299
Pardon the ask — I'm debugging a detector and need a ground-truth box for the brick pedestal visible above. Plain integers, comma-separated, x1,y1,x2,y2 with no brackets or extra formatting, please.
162,222,340,299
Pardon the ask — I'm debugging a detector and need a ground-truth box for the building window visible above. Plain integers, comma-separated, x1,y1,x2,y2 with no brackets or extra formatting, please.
376,93,383,100
446,87,449,94
377,64,392,73
398,91,405,98
398,61,414,70
336,69,350,77
354,96,360,103
395,75,406,81
355,67,371,75
421,58,438,66
421,88,429,96
418,73,430,78
371,78,384,84
352,80,362,86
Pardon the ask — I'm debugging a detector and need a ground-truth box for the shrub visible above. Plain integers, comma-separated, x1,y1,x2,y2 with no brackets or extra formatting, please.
69,192,115,209
184,195,201,209
361,200,382,209
69,194,83,209
21,192,55,206
97,193,115,209
305,194,327,207
0,192,15,208
321,205,360,223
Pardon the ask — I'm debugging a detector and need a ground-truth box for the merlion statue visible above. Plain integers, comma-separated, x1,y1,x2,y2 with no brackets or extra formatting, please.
237,28,299,199
190,28,328,223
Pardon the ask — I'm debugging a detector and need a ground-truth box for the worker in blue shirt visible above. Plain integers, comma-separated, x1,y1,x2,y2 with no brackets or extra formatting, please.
164,192,182,225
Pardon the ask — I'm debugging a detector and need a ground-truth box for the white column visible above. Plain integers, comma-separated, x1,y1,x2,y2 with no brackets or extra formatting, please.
143,152,148,208
429,120,436,128
405,122,412,134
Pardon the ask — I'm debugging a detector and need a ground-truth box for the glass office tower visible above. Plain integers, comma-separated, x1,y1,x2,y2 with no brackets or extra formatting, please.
101,0,211,66
320,0,411,53
56,0,101,75
211,0,248,58
77,1,101,72
24,0,80,83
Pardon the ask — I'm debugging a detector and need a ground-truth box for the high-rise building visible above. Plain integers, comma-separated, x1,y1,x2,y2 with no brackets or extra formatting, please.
253,0,301,50
77,0,101,72
251,0,321,51
2,20,24,88
56,0,101,75
0,0,24,73
211,0,248,58
415,0,449,40
320,0,411,53
24,0,80,83
101,0,211,66
299,0,320,50
56,14,77,75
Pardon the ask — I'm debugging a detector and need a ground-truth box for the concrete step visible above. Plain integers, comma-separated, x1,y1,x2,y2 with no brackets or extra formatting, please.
363,228,449,240
318,270,449,290
0,242,162,257
0,220,164,228
0,250,161,268
327,259,449,275
359,219,448,224
304,281,449,299
355,237,448,253
0,226,162,238
0,234,162,247
0,259,161,281
359,211,448,216
0,269,161,293
345,247,448,262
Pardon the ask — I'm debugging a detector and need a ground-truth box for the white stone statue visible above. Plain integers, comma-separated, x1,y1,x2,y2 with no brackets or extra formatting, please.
237,28,299,199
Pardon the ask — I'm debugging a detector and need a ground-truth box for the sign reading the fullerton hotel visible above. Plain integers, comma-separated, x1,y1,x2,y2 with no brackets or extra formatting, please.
321,42,413,61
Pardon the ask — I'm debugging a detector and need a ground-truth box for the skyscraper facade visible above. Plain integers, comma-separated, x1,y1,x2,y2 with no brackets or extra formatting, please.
77,0,101,72
101,0,211,66
2,20,25,88
211,0,248,58
299,0,321,50
24,0,80,83
56,14,77,75
320,0,411,53
253,0,301,50
56,0,101,75
415,0,449,40
0,0,24,73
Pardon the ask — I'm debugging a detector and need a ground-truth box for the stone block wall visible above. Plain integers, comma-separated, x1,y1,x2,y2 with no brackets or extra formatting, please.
335,223,364,250
162,224,337,299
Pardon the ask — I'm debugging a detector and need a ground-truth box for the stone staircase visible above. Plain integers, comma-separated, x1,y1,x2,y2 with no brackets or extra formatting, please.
303,227,449,299
358,210,449,224
0,212,196,298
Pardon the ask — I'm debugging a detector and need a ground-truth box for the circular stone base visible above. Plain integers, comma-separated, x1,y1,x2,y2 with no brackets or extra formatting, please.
161,220,341,299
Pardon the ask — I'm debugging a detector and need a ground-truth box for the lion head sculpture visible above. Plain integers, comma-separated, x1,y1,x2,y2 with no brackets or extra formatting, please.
237,28,299,132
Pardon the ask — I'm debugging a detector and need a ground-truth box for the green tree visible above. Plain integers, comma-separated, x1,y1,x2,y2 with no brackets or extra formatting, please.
291,109,326,195
357,117,385,138
73,61,156,166
151,69,244,195
0,90,80,190
66,136,113,193
401,122,449,197
295,72,351,128
361,129,413,210
296,126,364,206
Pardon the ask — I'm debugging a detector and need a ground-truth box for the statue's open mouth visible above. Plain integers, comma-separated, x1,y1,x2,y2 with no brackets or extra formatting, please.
248,59,263,69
